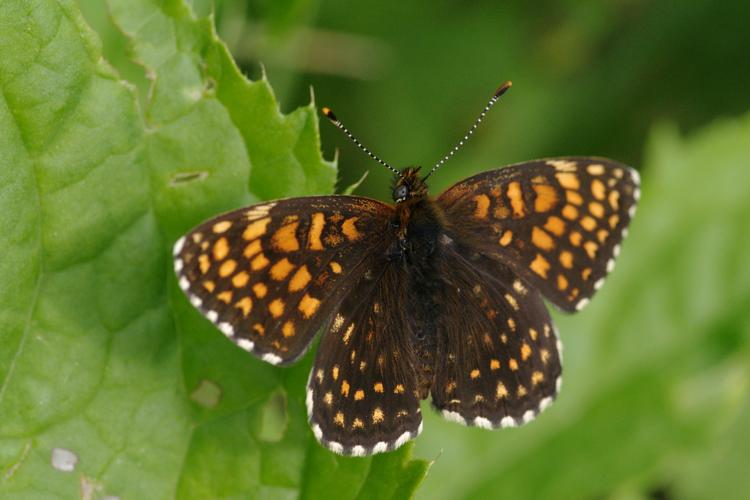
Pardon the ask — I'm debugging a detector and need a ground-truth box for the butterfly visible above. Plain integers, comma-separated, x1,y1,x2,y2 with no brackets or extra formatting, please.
173,82,639,456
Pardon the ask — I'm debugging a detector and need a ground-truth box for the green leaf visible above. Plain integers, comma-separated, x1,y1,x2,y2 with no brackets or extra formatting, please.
0,0,427,498
415,115,750,499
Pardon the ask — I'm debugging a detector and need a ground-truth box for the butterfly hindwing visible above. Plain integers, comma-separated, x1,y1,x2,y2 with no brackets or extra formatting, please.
437,157,639,312
432,240,562,427
307,262,423,456
174,196,393,365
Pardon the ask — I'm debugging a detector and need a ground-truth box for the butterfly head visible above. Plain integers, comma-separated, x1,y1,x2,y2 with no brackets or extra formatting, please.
392,167,428,203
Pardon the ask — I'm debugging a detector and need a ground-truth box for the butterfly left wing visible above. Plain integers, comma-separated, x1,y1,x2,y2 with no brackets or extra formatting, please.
173,196,394,365
307,261,423,456
437,157,639,312
431,240,562,427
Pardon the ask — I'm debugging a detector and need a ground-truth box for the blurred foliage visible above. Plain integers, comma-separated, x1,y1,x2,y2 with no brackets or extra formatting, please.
2,0,749,498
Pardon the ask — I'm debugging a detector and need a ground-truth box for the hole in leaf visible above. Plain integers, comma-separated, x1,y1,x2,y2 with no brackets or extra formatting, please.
170,171,208,186
259,389,288,442
190,379,222,408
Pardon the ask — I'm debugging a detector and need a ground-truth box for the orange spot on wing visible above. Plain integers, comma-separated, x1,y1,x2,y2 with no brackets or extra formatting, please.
213,237,229,261
202,280,215,292
587,164,605,175
354,389,365,401
533,184,558,212
544,216,566,236
499,230,513,246
251,253,269,270
243,239,261,259
581,216,597,231
559,250,574,269
242,217,271,241
473,194,490,218
562,204,579,220
521,343,533,360
271,222,300,252
217,290,233,303
556,172,580,190
212,220,232,233
608,190,620,210
252,282,267,298
308,213,325,250
219,259,236,277
282,320,295,338
330,261,342,274
557,274,569,290
374,382,384,393
470,369,480,379
199,254,210,274
570,231,583,246
589,201,605,218
507,181,526,217
269,298,285,318
289,265,311,292
566,189,583,205
298,293,321,318
490,359,500,370
584,240,599,258
532,227,555,251
591,179,606,200
232,271,249,287
342,217,362,241
235,296,252,316
270,258,295,281
530,254,550,278
372,407,384,424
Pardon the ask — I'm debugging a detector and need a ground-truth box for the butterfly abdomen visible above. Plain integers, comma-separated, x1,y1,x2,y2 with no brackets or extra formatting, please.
395,198,449,398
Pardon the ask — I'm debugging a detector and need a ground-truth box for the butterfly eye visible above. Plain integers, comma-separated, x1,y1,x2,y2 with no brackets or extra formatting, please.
393,185,409,202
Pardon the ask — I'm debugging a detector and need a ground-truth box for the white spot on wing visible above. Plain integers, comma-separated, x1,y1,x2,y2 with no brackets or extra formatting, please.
190,295,202,308
327,441,343,454
555,376,563,393
237,338,255,351
262,353,282,365
306,387,313,417
173,236,186,256
594,278,605,290
500,416,517,428
312,424,323,441
441,410,467,425
373,441,388,454
575,298,590,311
539,396,554,412
351,445,366,457
473,416,492,429
174,259,183,273
613,244,621,257
218,322,234,337
51,448,77,472
206,310,218,323
607,259,616,272
522,410,536,424
394,431,412,448
179,277,190,291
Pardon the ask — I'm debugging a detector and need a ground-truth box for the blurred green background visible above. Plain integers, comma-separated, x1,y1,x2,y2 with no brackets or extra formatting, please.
77,0,750,498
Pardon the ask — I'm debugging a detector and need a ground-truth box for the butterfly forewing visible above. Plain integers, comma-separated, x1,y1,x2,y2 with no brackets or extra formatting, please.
174,196,394,365
307,263,423,456
438,157,639,312
431,241,562,427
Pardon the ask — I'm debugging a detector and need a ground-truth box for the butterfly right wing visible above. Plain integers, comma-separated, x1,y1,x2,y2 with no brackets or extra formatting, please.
173,196,394,365
431,238,562,427
307,259,423,456
437,157,639,312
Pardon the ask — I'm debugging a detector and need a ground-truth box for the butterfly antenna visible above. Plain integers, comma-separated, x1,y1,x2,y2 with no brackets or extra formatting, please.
322,107,401,177
424,81,512,180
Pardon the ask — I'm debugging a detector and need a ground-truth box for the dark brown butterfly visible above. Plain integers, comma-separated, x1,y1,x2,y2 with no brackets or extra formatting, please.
173,82,640,456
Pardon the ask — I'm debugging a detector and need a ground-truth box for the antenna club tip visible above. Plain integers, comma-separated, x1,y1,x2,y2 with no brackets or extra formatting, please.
494,81,513,98
321,107,338,122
